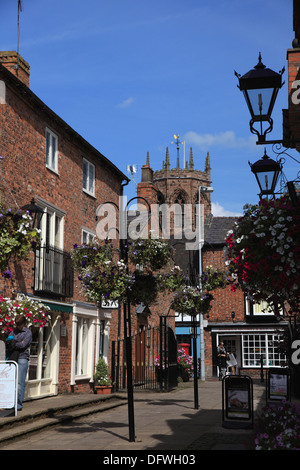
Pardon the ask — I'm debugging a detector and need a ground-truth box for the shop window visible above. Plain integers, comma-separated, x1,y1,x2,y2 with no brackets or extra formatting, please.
245,298,283,317
242,333,285,368
28,322,52,380
75,316,91,376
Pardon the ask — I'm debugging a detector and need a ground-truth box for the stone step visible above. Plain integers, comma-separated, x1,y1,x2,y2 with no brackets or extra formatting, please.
0,395,127,446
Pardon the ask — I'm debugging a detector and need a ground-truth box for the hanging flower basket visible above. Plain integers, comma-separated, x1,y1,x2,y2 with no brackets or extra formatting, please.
158,265,185,292
225,196,300,313
0,295,51,335
77,261,135,304
0,205,40,274
200,265,228,291
72,242,134,304
172,286,213,316
129,236,173,270
71,241,114,272
128,271,159,305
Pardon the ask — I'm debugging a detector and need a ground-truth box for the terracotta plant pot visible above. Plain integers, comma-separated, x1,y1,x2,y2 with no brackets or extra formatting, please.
95,385,112,395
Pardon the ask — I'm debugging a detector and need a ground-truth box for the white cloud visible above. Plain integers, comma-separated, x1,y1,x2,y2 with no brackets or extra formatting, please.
117,97,134,108
212,202,242,217
184,130,256,150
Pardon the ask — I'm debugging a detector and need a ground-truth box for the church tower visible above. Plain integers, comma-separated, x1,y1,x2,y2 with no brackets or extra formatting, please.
137,140,213,281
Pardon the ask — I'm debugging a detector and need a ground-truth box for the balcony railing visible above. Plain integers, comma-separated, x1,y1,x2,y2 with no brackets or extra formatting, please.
34,245,73,298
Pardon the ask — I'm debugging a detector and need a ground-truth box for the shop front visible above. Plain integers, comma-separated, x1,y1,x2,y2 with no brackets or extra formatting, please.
25,300,73,400
210,325,287,379
24,299,113,400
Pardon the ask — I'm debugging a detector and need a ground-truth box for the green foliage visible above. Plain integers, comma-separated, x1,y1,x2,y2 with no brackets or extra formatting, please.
254,401,300,450
172,286,213,316
0,295,51,335
0,205,40,274
225,196,300,314
129,235,174,270
200,265,228,291
72,236,181,307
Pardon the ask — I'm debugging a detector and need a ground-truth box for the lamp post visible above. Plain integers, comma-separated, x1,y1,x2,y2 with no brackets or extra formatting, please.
235,53,284,144
198,185,213,386
249,148,282,198
97,195,151,442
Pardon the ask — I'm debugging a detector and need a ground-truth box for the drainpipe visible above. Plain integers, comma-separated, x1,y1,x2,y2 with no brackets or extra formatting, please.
198,185,213,381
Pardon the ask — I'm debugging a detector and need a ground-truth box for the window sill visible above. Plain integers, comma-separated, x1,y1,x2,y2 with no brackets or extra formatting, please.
83,188,96,198
74,375,92,382
46,165,59,176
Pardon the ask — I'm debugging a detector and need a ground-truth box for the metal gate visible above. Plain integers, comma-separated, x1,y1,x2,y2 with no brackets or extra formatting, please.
111,316,178,391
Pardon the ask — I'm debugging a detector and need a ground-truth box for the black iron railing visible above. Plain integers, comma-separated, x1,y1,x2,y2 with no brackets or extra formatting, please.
34,245,73,297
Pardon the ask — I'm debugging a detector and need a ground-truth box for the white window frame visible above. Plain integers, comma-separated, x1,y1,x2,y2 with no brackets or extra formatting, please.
46,128,58,173
245,298,283,316
71,304,99,384
82,228,96,245
37,201,65,250
83,158,95,196
34,200,65,293
75,316,93,377
242,332,286,368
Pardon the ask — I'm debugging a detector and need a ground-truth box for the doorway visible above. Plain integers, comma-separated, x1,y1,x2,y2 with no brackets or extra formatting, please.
220,336,241,374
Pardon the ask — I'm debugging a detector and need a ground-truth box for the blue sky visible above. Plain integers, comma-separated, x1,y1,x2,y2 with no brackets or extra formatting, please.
1,0,298,216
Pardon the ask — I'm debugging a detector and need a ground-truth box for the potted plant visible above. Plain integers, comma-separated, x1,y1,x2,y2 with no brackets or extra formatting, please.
93,357,112,394
177,348,193,382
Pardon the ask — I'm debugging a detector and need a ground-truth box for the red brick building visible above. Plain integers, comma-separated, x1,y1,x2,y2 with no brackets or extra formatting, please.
0,51,128,399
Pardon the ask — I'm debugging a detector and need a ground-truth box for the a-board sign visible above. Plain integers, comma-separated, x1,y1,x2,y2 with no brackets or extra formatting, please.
0,361,18,416
222,375,253,429
267,368,290,402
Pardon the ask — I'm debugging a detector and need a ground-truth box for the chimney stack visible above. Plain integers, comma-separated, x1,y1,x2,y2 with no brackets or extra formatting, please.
0,51,30,87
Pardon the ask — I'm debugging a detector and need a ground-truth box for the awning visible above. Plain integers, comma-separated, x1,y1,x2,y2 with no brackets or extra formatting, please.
43,301,73,313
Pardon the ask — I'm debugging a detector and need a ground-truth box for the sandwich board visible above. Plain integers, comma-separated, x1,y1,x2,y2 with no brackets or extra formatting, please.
0,360,18,417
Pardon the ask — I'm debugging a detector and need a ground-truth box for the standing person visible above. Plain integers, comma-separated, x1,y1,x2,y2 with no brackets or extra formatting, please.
217,341,228,380
13,315,32,410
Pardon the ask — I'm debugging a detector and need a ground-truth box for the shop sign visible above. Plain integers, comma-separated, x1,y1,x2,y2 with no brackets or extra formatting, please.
101,300,119,309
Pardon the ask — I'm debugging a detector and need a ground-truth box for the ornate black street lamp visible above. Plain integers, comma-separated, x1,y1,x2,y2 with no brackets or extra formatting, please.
22,198,44,229
249,149,282,197
235,53,284,144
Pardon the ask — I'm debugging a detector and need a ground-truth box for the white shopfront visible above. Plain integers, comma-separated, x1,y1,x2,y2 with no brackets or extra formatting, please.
24,299,113,401
25,300,73,400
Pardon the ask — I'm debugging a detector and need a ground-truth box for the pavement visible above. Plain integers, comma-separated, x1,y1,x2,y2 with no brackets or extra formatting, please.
0,377,269,453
